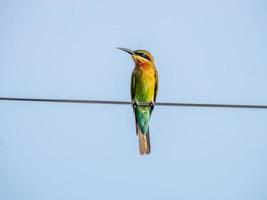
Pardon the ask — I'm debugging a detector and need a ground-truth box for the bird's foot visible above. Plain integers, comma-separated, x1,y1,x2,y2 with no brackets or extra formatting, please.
132,100,139,108
149,101,155,109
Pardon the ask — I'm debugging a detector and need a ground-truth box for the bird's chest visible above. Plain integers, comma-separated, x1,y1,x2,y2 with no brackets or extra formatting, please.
135,68,155,101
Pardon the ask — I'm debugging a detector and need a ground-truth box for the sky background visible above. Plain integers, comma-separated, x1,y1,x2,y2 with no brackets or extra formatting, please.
1,0,267,199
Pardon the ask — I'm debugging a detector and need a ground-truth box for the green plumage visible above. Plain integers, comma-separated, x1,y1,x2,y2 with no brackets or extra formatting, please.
135,107,151,134
131,51,158,138
118,48,158,155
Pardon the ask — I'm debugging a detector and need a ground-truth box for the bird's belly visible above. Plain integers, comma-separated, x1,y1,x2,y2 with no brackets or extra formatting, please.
135,74,155,102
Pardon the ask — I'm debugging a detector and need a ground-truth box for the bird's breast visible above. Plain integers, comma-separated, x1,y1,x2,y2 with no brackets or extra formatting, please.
135,67,156,102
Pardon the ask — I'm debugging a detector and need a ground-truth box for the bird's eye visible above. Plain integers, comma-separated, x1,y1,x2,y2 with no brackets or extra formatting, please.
138,53,151,61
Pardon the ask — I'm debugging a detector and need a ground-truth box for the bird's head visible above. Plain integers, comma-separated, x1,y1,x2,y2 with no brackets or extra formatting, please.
117,47,154,66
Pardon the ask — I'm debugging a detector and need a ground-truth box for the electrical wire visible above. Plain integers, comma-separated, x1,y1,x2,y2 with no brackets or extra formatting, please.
0,97,267,109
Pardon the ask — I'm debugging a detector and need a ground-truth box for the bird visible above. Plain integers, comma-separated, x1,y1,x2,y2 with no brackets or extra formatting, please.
117,47,158,155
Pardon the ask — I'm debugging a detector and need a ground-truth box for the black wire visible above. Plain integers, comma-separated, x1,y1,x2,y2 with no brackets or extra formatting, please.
0,97,267,109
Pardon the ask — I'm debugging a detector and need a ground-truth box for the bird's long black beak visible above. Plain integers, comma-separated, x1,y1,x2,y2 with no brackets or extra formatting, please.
116,47,134,55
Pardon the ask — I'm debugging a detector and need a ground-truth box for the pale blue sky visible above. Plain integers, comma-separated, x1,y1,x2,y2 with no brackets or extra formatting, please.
1,0,267,199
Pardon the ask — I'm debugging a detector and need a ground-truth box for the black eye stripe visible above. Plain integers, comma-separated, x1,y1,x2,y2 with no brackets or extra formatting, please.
137,52,151,61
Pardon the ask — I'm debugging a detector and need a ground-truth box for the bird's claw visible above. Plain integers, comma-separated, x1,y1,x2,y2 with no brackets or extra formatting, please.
149,101,155,109
132,101,139,108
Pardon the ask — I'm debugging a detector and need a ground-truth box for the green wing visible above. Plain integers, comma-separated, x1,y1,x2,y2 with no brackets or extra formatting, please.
153,70,158,102
131,70,136,101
